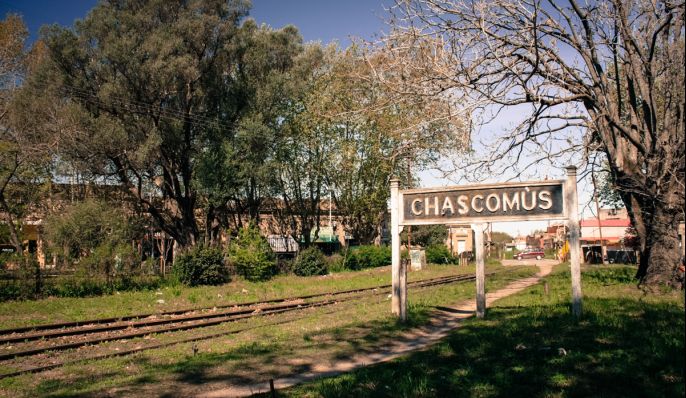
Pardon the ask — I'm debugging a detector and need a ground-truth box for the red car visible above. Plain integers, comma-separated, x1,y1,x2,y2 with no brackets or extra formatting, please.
515,249,545,260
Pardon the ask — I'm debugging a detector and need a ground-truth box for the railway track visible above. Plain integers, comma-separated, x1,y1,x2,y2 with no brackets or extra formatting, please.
0,271,499,379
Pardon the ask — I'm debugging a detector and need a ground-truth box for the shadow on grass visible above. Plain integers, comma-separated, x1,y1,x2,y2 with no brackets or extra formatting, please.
282,296,684,398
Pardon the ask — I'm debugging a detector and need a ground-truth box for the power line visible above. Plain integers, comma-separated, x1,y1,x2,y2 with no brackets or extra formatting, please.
29,78,238,132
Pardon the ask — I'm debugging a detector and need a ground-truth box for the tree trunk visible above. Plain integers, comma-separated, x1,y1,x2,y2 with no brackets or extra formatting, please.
629,195,683,288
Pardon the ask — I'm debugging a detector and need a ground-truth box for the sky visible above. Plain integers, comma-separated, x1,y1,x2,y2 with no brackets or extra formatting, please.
0,0,391,45
1,0,599,237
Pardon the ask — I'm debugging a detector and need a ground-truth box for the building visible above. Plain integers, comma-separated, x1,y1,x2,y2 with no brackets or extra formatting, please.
445,224,474,256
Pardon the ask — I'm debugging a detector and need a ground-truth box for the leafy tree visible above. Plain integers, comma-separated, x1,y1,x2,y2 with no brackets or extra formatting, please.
195,21,327,246
0,15,52,254
37,0,250,250
315,46,466,244
387,0,684,288
490,232,514,245
401,225,447,247
45,199,144,272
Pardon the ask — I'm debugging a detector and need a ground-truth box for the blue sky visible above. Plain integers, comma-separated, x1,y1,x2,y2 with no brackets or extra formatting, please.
0,0,390,46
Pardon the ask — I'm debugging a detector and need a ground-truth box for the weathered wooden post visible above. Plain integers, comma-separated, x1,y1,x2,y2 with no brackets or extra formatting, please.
400,258,408,321
565,166,583,317
390,178,406,320
472,222,487,318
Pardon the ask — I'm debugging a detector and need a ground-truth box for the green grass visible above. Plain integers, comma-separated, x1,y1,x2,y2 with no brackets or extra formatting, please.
278,264,685,398
0,263,536,397
0,263,480,329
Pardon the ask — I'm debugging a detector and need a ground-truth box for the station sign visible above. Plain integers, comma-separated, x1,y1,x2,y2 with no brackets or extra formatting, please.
400,180,565,225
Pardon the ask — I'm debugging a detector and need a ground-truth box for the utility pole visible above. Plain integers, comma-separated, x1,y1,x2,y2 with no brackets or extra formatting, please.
591,170,606,264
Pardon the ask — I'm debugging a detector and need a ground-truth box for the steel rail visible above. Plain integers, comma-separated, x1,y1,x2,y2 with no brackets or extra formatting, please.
0,274,482,361
0,274,463,337
0,272,486,379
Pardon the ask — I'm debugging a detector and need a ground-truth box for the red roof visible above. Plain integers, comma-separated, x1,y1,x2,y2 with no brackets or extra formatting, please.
580,219,631,227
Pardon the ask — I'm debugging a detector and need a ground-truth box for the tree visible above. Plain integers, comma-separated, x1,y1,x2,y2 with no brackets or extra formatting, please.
387,0,684,288
195,21,325,245
0,15,53,254
401,224,447,247
0,14,28,253
318,46,467,244
490,232,514,245
37,0,250,250
45,199,145,273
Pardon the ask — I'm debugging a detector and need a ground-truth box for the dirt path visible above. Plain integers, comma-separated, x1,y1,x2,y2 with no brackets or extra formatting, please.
200,262,556,398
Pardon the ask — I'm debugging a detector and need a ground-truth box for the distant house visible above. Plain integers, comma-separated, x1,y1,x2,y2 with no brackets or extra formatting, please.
580,208,634,264
446,224,473,255
514,236,528,251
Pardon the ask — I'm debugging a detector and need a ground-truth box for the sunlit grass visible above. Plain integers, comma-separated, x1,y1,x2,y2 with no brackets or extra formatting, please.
0,263,479,329
0,264,536,397
278,265,684,398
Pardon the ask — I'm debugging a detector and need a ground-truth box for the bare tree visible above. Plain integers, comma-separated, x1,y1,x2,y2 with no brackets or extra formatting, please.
384,0,685,288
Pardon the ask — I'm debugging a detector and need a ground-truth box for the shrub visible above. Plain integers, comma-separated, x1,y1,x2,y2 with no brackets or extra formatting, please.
227,224,276,281
346,245,391,270
79,242,139,279
45,200,145,268
426,244,454,264
326,253,346,273
173,246,228,286
293,246,327,276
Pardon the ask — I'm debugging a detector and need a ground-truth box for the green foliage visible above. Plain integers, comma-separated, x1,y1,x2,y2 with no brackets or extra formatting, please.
490,231,514,244
292,246,328,276
38,0,252,247
46,274,165,298
227,224,276,281
0,255,40,300
325,253,347,273
45,200,144,268
402,225,447,247
172,246,228,287
425,244,454,264
345,245,391,270
0,257,167,301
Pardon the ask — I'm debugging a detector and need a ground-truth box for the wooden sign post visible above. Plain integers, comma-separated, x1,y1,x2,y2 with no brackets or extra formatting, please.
390,168,582,322
390,178,403,319
565,166,582,317
472,223,487,318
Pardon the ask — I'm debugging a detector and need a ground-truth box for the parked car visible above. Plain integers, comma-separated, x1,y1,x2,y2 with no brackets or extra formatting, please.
515,249,545,260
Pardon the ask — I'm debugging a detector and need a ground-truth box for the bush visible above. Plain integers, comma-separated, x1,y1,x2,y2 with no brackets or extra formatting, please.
227,224,276,281
426,244,454,264
45,200,145,268
293,246,327,276
79,242,140,279
326,254,346,273
346,245,391,270
173,246,228,286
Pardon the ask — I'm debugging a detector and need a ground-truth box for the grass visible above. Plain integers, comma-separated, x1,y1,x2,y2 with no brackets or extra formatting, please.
0,263,537,397
278,264,685,398
0,263,481,330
